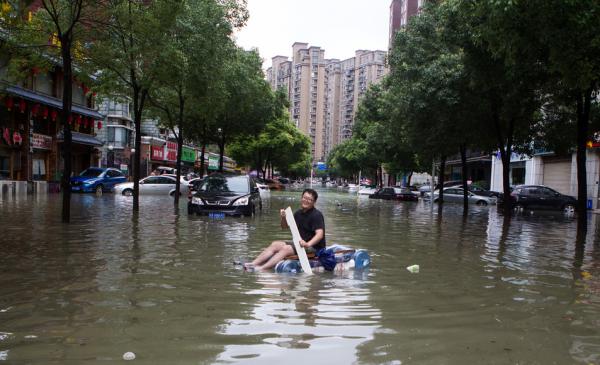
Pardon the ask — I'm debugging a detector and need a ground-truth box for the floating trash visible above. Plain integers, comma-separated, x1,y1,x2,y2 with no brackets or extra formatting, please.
406,264,420,273
123,352,136,361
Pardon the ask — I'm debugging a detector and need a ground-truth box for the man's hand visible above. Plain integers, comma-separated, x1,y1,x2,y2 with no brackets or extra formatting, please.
299,239,307,247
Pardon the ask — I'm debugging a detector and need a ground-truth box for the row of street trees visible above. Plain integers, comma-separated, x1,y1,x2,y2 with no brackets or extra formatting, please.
1,0,311,222
328,0,600,225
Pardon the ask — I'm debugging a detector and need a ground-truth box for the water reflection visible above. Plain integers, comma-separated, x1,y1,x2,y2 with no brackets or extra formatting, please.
216,273,379,364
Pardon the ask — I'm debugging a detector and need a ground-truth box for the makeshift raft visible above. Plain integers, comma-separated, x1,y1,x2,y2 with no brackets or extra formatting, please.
274,244,371,274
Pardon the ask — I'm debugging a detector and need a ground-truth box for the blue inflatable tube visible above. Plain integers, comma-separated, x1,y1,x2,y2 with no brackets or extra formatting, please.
274,244,371,274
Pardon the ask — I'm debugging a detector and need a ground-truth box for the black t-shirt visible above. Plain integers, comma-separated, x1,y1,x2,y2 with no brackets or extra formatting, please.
294,208,326,250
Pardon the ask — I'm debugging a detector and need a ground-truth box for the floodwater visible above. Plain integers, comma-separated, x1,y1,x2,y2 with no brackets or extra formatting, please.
1,188,599,364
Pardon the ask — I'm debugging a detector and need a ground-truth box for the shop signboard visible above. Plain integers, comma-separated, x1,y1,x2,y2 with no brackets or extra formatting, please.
31,133,53,150
182,146,195,163
166,141,177,162
208,155,219,170
151,146,164,161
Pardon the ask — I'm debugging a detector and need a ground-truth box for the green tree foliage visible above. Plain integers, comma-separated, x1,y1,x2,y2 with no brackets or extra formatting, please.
229,116,311,179
212,48,275,172
147,0,237,203
463,0,600,221
88,0,185,211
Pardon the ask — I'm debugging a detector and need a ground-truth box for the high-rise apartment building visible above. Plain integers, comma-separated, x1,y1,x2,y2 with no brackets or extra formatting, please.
389,0,423,49
267,44,387,163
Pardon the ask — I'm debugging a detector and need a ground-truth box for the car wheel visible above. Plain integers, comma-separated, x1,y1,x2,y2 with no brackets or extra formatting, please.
563,203,576,216
476,200,488,206
122,189,133,196
95,185,103,196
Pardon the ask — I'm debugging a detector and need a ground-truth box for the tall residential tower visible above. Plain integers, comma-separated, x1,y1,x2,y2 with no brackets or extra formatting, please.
267,44,387,163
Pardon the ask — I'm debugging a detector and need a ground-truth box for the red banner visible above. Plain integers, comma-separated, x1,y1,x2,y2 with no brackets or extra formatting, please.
151,146,164,160
166,141,177,162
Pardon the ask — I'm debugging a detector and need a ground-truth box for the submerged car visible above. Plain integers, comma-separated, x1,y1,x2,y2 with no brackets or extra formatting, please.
114,175,189,196
188,174,261,217
70,167,127,194
369,187,418,201
427,187,495,206
498,184,577,214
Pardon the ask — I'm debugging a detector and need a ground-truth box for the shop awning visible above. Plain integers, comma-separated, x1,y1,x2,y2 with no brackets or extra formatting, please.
5,85,104,120
57,131,104,147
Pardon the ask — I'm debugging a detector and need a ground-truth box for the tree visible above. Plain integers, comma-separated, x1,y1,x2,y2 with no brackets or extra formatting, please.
88,0,183,212
467,0,600,224
213,48,274,172
148,0,238,204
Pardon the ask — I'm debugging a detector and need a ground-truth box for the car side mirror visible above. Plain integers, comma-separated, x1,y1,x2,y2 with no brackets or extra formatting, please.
139,181,144,185
252,187,259,193
555,192,560,197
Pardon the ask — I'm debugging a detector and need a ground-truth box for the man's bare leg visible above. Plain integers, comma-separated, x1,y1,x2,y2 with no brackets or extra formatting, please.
255,244,295,271
249,240,287,267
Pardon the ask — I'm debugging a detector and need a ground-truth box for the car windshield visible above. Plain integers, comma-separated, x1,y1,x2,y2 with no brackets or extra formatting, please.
79,168,103,178
197,176,249,193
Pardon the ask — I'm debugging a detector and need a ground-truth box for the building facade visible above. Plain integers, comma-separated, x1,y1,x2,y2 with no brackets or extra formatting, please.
1,54,104,195
267,44,387,163
389,0,423,49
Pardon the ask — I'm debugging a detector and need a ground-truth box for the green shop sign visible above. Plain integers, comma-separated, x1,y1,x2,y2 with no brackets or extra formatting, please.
182,147,195,163
208,155,219,170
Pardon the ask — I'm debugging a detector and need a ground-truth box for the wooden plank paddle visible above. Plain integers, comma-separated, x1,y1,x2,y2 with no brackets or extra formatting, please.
284,207,313,275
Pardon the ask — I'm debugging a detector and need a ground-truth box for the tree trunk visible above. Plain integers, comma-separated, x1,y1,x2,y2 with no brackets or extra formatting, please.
131,85,142,212
173,91,185,205
174,127,183,205
199,143,206,178
218,130,225,173
407,172,413,187
576,89,592,230
460,144,469,212
60,38,73,223
438,156,446,208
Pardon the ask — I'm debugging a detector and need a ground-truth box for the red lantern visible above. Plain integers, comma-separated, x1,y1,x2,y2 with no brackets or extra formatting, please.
5,97,13,111
31,67,40,75
31,103,40,117
97,120,102,130
51,110,58,121
76,115,82,125
42,107,49,119
67,115,73,125
19,99,26,113
82,84,89,95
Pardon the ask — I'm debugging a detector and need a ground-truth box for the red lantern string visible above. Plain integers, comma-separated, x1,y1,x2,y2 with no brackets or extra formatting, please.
31,104,40,117
5,97,13,111
42,107,49,119
51,110,58,121
19,99,26,113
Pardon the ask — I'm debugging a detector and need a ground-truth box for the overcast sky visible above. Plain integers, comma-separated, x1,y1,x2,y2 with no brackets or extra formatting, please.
234,0,391,68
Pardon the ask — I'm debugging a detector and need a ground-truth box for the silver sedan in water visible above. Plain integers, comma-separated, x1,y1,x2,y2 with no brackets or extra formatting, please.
427,187,496,206
114,175,189,196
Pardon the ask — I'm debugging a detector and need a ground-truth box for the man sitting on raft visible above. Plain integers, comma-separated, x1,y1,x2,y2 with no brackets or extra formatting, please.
245,188,326,271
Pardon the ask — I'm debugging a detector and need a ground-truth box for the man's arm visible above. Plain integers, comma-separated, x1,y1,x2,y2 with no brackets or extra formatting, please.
300,229,323,248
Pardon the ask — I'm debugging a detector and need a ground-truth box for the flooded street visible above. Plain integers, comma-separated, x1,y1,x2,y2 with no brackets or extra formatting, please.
1,189,600,364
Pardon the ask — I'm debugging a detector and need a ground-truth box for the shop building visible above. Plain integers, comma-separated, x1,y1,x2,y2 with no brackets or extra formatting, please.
1,63,104,195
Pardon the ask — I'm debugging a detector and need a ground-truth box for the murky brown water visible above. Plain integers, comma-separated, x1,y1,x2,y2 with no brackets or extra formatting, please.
1,188,599,364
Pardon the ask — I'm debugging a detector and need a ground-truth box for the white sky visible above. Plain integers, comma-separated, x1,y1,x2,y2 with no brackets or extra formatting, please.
234,0,391,68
